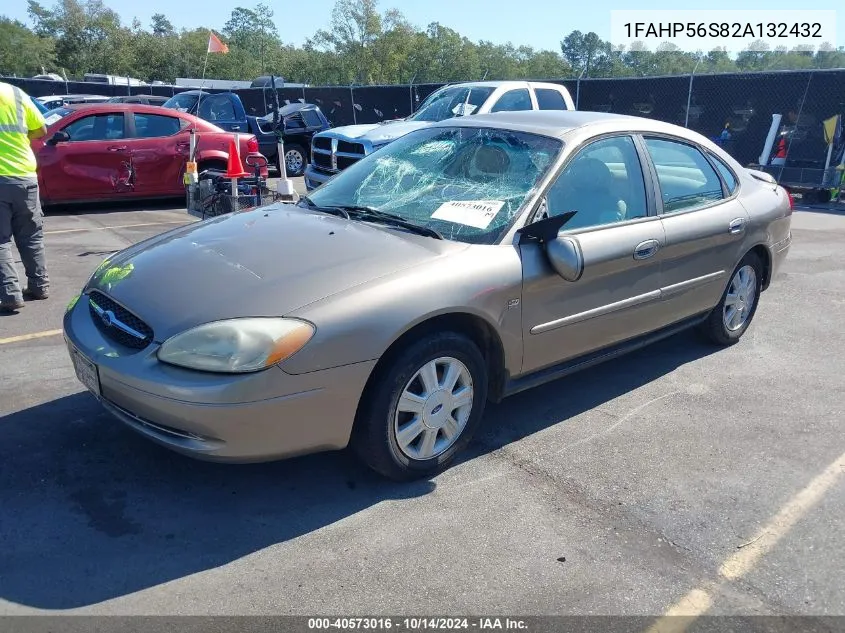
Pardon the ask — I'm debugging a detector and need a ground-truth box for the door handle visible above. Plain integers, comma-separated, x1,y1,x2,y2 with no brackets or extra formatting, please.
634,239,660,260
729,218,746,234
107,145,127,152
231,125,241,130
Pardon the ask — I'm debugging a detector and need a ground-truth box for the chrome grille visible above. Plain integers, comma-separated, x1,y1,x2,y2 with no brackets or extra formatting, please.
337,140,365,155
313,152,332,170
311,135,368,175
313,137,332,151
337,156,360,170
88,290,153,350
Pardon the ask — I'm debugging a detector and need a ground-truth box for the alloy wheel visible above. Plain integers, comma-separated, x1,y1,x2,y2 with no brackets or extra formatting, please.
723,264,757,331
393,356,474,460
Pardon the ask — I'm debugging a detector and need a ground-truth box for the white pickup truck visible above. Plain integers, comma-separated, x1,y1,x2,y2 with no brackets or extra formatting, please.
303,80,575,190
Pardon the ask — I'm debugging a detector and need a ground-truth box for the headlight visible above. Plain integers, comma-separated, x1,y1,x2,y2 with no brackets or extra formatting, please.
157,318,315,373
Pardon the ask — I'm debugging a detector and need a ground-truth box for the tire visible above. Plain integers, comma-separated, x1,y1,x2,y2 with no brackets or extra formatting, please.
280,143,307,177
350,332,489,481
699,251,763,346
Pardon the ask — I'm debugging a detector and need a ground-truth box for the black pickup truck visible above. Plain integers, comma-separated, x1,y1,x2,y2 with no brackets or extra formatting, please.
162,90,331,176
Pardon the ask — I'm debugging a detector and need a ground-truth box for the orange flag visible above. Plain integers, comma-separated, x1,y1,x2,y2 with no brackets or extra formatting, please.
207,32,229,54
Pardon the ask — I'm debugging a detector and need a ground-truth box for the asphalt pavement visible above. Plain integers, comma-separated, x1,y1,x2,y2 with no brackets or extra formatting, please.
0,186,843,619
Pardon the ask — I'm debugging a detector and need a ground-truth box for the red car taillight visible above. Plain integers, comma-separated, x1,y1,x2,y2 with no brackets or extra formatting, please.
246,136,259,153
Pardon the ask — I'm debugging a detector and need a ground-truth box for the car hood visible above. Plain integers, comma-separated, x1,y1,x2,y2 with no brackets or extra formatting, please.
86,203,461,341
323,120,430,144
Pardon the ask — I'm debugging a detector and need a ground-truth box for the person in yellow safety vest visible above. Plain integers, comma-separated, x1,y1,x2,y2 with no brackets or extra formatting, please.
0,81,49,314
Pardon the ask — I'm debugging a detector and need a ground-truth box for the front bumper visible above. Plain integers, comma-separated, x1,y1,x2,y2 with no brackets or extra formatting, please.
303,164,334,191
63,294,376,463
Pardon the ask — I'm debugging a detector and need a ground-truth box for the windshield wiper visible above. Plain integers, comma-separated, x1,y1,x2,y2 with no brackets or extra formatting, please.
297,195,350,219
338,205,443,240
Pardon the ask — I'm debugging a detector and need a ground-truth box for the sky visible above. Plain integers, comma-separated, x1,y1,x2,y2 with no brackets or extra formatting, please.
4,0,843,54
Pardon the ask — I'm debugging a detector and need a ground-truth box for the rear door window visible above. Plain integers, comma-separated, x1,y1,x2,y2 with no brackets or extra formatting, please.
133,113,182,138
535,88,568,110
644,137,725,213
490,89,533,112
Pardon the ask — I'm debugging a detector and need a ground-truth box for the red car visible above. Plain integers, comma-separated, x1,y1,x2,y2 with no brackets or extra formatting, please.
33,103,268,207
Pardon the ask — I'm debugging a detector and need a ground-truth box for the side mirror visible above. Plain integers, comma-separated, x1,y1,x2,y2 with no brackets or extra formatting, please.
546,235,584,282
517,209,583,282
47,130,70,145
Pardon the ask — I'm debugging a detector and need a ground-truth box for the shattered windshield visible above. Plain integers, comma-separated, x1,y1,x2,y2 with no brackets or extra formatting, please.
305,126,562,244
408,86,496,122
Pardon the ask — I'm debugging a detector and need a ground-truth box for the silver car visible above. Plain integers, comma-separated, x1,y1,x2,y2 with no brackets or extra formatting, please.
63,111,793,480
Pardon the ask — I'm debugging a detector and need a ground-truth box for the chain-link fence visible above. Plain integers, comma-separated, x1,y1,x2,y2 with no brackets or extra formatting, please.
570,69,845,169
241,70,845,172
6,68,845,171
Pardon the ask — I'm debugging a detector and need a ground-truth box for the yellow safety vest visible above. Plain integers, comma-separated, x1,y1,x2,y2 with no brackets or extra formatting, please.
0,82,43,178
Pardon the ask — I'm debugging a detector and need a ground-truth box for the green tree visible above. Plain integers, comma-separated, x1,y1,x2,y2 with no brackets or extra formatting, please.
3,0,842,86
27,0,133,77
309,0,386,83
0,17,56,76
560,30,612,77
223,4,279,75
151,13,174,37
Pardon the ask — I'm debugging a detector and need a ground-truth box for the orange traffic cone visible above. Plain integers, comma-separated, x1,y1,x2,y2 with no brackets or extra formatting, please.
225,134,249,178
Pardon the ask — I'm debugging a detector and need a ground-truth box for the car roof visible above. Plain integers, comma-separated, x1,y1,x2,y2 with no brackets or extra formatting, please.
111,94,167,99
40,94,99,99
50,102,224,131
436,80,567,89
431,110,705,142
63,102,179,113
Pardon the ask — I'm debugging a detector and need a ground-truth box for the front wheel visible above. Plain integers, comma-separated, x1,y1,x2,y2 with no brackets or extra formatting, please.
351,332,489,481
699,251,763,346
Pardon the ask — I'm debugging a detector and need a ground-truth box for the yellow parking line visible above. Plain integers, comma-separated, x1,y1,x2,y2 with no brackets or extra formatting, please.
645,448,845,631
45,220,190,235
0,329,63,345
719,450,845,580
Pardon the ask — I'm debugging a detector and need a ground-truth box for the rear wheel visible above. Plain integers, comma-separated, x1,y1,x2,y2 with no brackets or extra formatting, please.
351,332,489,480
280,143,307,177
699,251,763,346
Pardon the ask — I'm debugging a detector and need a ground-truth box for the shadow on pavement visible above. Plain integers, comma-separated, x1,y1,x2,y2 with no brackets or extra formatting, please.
0,329,718,609
469,329,719,459
45,198,186,215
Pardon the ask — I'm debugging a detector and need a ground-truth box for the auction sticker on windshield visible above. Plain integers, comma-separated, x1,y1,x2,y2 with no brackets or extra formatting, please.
431,200,504,229
44,113,63,125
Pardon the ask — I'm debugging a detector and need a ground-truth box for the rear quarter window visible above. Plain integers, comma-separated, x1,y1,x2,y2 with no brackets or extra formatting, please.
709,153,739,194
